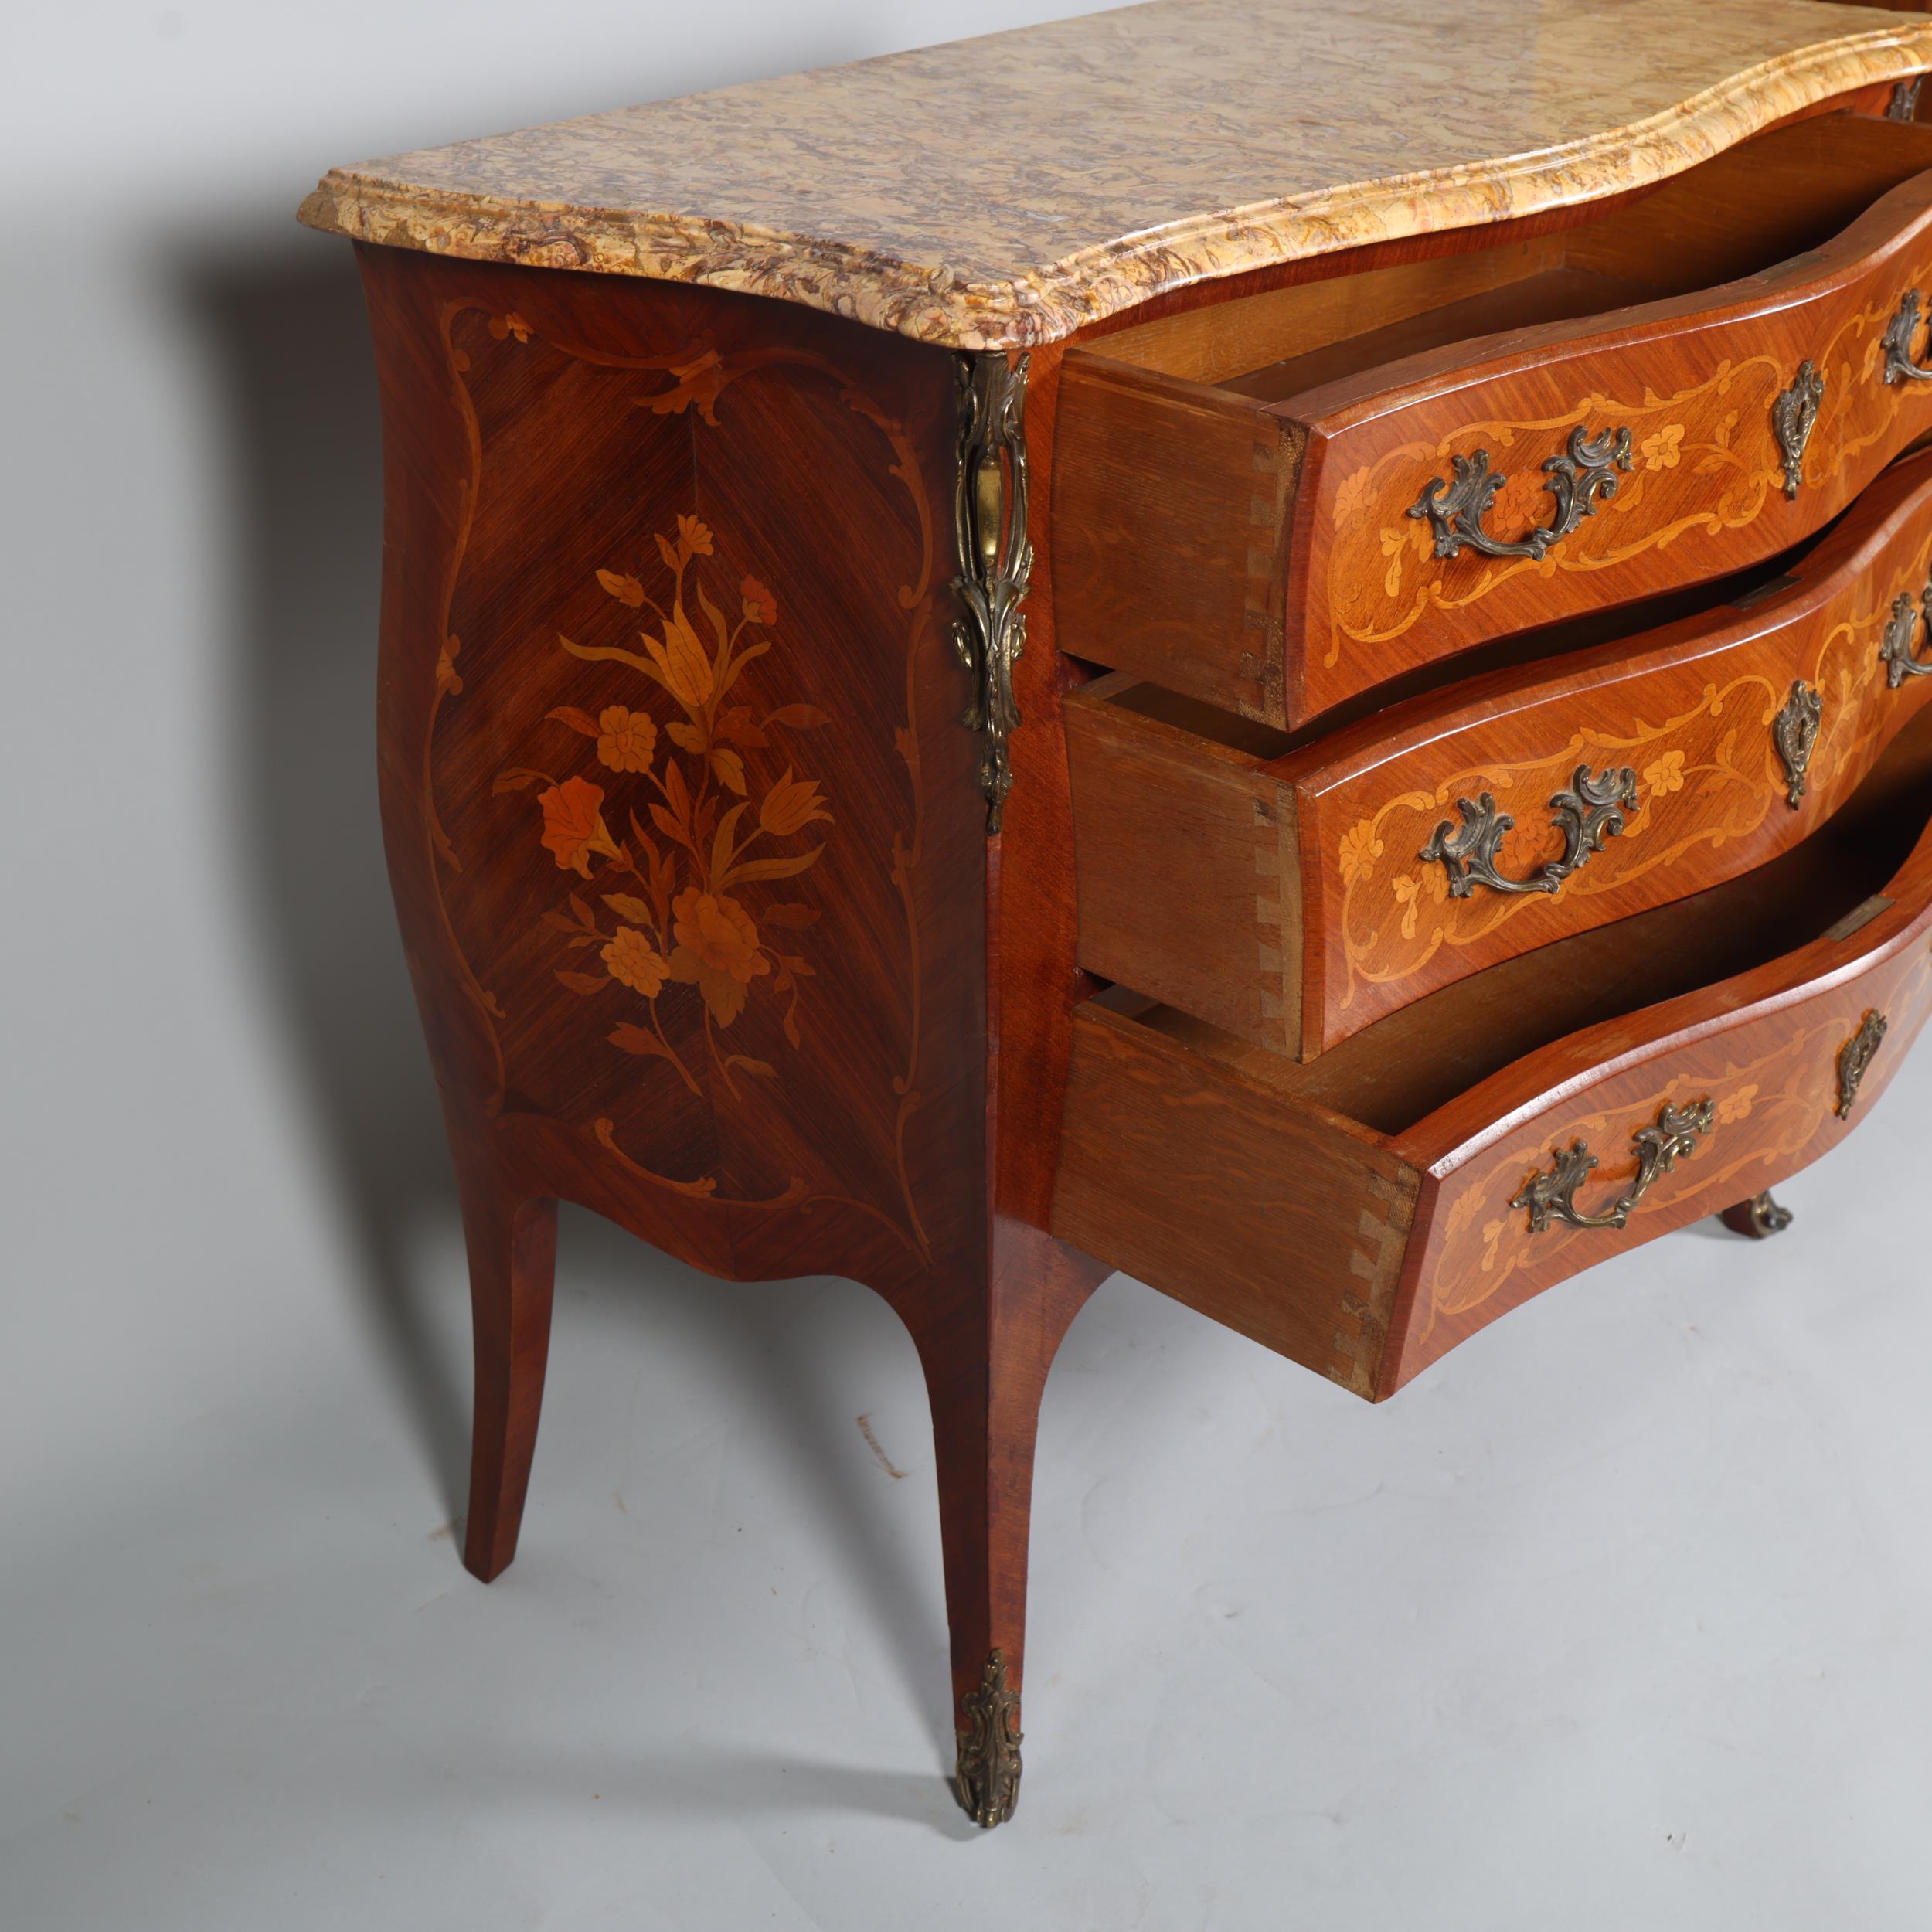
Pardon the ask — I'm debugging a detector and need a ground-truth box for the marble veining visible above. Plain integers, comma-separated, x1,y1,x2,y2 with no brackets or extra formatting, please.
298,0,1932,349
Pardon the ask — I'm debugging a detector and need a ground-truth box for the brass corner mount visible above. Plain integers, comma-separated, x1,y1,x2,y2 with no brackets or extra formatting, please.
951,353,1032,835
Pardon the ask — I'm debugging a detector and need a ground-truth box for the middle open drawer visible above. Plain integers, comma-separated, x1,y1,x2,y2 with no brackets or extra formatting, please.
1066,447,1932,1060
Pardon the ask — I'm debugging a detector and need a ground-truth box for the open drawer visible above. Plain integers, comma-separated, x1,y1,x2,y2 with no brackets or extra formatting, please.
1066,447,1932,1059
1053,710,1932,1400
1054,112,1932,729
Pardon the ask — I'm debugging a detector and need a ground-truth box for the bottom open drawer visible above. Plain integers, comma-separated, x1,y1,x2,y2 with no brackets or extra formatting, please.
1053,713,1932,1400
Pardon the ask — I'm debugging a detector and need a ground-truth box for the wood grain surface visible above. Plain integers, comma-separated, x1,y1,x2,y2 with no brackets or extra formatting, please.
1055,114,1932,728
1055,717,1932,1399
1068,447,1932,1057
1052,1000,1420,1399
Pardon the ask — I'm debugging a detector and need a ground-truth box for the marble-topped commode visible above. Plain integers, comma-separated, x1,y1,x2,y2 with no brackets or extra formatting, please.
299,0,1932,1829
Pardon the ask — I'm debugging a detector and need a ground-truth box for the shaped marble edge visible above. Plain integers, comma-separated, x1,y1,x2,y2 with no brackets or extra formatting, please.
297,1,1932,349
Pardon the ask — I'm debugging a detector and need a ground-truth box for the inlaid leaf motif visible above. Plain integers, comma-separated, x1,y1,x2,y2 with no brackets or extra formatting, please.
597,570,645,607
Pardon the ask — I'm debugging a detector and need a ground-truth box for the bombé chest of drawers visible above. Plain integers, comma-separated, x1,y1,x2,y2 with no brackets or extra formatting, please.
301,0,1932,1828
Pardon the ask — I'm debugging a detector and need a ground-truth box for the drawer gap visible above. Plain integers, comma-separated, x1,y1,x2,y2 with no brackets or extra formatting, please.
1099,115,1932,393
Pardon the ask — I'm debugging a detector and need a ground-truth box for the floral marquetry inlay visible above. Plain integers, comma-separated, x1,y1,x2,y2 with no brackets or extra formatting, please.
415,296,946,1252
1318,234,1932,680
497,515,834,1093
1403,936,1932,1375
1325,360,1792,663
1313,502,1932,1039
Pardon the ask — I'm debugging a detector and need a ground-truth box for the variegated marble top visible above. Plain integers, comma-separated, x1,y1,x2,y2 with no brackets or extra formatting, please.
299,0,1932,349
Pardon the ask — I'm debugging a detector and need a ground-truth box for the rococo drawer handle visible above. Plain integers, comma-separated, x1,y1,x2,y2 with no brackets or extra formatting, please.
1419,763,1639,899
1771,360,1824,500
1772,679,1822,810
1512,1098,1716,1234
1407,424,1634,563
1882,290,1932,386
1880,586,1932,687
1837,1009,1889,1118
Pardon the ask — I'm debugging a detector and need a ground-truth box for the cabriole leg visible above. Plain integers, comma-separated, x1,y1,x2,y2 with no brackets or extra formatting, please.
910,1229,1102,1828
451,1141,559,1583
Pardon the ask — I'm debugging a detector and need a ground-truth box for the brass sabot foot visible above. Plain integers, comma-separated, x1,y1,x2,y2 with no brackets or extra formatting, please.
1719,1190,1794,1239
954,1648,1022,1828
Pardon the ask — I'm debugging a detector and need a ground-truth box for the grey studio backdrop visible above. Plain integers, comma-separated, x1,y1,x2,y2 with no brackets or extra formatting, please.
5,4,1931,1927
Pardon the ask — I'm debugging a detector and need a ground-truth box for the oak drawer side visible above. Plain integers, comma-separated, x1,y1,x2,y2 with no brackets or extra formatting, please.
1053,1003,1418,1399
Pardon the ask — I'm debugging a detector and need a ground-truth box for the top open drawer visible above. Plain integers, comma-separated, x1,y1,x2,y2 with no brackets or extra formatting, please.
1053,114,1932,730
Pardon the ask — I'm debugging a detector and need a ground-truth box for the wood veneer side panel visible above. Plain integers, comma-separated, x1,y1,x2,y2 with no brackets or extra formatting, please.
354,244,989,1304
1053,352,1301,725
1382,847,1932,1394
1063,682,1301,1047
1051,1005,1419,1399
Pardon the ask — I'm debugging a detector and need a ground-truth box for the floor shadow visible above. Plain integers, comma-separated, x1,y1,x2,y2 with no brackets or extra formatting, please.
182,237,470,1516
563,1207,963,1760
575,1743,982,1838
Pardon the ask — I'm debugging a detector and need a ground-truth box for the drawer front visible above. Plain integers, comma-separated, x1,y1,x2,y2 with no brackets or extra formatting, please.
1058,164,1932,730
1392,898,1932,1393
1054,794,1932,1402
1068,451,1932,1060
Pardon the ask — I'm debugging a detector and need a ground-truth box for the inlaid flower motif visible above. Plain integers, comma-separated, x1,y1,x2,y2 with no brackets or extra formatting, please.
1641,423,1685,471
1642,749,1685,795
741,575,777,625
539,776,622,876
668,888,770,1026
488,312,532,343
596,705,656,774
1716,1085,1758,1124
1340,819,1383,886
648,605,715,709
760,768,832,838
602,925,668,997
